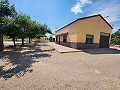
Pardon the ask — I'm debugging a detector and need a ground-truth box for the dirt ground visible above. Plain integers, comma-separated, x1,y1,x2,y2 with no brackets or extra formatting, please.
0,43,120,90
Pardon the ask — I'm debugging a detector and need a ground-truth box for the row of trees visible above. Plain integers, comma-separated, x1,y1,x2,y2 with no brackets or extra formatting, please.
111,29,120,45
0,0,52,50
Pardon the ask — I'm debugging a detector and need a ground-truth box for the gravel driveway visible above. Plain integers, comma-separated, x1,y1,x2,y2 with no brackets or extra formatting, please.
0,43,120,90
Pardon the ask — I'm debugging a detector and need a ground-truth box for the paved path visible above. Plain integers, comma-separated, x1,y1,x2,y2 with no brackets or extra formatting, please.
47,42,81,53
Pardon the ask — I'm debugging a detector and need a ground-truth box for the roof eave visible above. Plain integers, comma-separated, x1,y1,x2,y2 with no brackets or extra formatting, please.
56,14,113,32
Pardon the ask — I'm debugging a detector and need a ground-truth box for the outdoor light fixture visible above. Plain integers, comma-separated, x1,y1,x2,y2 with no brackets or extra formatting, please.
105,15,109,18
98,15,109,22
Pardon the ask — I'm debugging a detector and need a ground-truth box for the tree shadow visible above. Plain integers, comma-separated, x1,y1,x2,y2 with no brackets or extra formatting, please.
81,48,120,55
0,43,52,80
28,43,55,52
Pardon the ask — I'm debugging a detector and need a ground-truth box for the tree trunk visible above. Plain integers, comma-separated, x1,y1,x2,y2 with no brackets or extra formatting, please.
29,37,31,43
15,38,17,41
22,38,24,45
0,34,4,51
12,37,16,47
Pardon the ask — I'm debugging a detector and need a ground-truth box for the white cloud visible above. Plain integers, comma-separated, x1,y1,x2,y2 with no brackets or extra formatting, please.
90,1,120,23
112,26,120,33
91,6,120,23
88,0,120,32
71,0,92,14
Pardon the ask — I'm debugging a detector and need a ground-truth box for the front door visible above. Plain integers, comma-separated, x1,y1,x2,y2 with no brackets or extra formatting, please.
99,32,110,48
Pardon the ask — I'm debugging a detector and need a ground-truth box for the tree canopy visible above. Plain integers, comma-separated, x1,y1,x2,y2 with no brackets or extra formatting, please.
111,29,120,45
0,0,52,48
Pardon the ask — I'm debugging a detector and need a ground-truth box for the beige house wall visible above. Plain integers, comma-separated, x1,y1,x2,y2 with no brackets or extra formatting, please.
55,15,112,49
56,21,79,42
60,35,63,41
40,37,47,43
77,16,112,43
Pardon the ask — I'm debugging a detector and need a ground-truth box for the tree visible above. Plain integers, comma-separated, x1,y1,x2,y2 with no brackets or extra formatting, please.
0,0,16,51
0,0,52,48
43,24,52,34
111,29,120,45
26,21,38,43
36,24,52,38
15,13,32,45
4,17,20,47
4,13,52,46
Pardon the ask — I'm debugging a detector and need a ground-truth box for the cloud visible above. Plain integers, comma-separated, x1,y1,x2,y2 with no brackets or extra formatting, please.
88,0,120,32
71,0,93,14
112,25,120,32
89,0,120,23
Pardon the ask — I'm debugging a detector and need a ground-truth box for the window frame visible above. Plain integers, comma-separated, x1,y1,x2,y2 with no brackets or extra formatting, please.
85,34,94,44
63,34,67,43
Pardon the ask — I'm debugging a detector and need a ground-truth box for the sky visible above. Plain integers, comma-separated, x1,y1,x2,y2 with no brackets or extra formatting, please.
9,0,120,34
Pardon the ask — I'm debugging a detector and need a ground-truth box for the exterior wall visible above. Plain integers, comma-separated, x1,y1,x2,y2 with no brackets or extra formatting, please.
77,43,99,49
77,16,112,49
55,21,79,48
40,37,48,43
77,16,112,43
55,15,112,49
60,35,63,42
56,21,79,42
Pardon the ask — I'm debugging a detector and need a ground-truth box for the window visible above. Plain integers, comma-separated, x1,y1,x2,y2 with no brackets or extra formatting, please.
63,35,67,42
86,34,94,44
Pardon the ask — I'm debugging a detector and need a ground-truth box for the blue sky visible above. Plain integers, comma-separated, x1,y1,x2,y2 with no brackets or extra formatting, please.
9,0,120,34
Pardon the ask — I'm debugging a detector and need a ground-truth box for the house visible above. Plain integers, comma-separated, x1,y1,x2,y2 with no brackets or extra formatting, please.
39,36,48,43
55,14,113,49
49,34,55,42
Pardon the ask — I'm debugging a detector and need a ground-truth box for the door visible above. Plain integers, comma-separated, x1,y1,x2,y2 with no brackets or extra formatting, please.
59,36,60,44
99,32,110,48
56,36,58,43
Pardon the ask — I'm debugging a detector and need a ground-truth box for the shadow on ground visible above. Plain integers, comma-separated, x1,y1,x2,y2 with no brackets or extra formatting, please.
81,48,120,55
0,43,52,80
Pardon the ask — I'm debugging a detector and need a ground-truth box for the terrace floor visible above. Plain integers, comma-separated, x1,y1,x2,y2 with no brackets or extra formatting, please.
47,42,81,53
